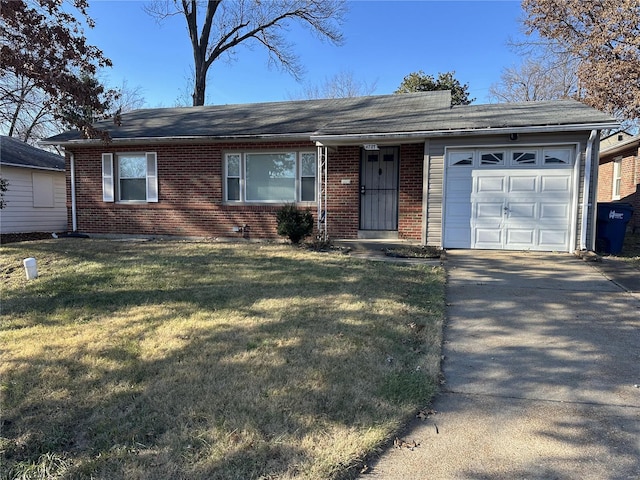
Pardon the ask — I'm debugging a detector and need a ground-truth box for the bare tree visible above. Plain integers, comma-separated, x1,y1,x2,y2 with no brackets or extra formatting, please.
0,73,62,144
113,80,147,113
523,0,640,123
488,50,580,103
145,0,346,106
290,70,377,100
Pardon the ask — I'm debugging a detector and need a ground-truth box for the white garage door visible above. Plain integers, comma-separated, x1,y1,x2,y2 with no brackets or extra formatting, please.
444,147,576,252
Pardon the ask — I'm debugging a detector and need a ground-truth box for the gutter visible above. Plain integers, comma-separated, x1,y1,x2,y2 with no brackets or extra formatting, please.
39,122,621,149
39,133,316,148
580,129,598,251
0,162,64,172
311,122,620,145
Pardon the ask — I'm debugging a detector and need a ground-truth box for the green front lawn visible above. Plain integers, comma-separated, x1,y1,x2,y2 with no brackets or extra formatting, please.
0,239,445,480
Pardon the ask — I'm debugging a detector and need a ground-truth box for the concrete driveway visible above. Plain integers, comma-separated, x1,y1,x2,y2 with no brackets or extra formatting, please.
364,250,640,479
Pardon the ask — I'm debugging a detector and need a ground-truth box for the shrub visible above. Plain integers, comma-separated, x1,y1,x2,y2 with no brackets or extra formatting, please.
276,203,314,244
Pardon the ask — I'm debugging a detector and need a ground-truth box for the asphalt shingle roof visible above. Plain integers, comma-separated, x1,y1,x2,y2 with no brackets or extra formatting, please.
43,91,617,144
1,136,65,170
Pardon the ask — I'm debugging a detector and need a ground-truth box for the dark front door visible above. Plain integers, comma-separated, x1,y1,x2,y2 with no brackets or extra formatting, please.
360,146,399,231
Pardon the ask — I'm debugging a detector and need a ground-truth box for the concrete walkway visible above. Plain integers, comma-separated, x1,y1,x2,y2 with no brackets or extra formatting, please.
364,250,640,480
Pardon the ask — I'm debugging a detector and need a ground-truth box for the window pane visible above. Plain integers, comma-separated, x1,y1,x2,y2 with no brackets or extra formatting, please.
513,152,536,165
301,153,316,177
246,153,296,202
301,177,316,202
227,178,240,201
227,154,241,177
119,156,146,178
544,149,571,164
120,178,146,201
450,152,473,166
480,152,504,165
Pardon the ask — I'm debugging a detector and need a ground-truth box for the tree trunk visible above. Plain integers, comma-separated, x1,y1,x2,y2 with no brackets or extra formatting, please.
192,62,207,106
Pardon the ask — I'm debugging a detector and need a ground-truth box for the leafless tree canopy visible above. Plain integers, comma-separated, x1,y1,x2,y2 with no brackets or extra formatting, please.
522,0,640,123
0,73,62,144
145,0,346,106
488,49,580,103
290,71,377,100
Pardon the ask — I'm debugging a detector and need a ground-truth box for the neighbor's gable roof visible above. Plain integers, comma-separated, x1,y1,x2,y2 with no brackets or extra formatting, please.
1,136,65,171
42,91,618,146
599,133,640,157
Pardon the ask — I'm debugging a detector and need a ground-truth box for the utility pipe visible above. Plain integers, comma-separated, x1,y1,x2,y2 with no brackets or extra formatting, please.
580,129,598,250
69,151,77,232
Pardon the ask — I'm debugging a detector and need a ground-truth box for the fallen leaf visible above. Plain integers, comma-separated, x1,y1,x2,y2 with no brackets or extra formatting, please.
394,437,419,450
416,408,437,420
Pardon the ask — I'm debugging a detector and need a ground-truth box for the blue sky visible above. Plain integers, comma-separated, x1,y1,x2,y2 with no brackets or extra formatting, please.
85,0,526,108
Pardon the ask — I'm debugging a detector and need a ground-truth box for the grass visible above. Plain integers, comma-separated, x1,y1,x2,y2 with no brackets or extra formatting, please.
0,239,445,480
383,245,442,259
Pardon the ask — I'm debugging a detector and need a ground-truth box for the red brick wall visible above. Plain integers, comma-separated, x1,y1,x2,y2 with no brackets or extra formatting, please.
398,143,424,240
66,141,425,240
598,144,640,231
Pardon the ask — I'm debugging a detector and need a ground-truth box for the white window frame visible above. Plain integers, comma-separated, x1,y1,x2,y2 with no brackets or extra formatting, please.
612,156,622,200
102,152,158,203
224,151,317,203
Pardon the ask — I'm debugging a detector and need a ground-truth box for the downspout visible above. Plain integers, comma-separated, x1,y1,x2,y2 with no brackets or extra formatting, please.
323,146,328,240
580,129,598,250
69,151,77,232
316,145,328,241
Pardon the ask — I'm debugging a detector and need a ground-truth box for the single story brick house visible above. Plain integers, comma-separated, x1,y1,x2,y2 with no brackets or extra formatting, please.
1,136,67,234
43,91,618,252
597,132,639,232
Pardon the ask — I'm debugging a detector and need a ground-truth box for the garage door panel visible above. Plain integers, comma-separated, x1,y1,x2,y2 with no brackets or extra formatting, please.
508,202,536,220
476,176,505,193
540,203,569,220
539,229,569,248
541,175,571,192
508,176,537,193
475,228,503,248
447,201,472,218
447,176,472,194
506,229,536,246
476,202,504,220
445,227,472,248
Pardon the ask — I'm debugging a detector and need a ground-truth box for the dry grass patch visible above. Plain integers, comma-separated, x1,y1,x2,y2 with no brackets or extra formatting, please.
0,239,445,479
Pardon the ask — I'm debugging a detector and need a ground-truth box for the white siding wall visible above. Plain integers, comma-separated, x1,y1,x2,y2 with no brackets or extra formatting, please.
1,165,67,233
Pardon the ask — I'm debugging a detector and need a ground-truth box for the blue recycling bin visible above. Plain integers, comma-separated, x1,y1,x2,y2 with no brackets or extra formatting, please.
596,203,634,254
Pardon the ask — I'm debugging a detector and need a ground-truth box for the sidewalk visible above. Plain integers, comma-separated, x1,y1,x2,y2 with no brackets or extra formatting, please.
362,250,640,479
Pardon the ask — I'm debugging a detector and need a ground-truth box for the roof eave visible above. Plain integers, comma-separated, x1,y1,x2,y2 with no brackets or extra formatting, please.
311,122,621,146
39,133,318,148
0,162,65,172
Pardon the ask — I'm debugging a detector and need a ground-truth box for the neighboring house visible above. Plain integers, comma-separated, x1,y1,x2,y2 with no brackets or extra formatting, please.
600,130,635,150
598,132,640,232
0,136,67,234
43,91,617,252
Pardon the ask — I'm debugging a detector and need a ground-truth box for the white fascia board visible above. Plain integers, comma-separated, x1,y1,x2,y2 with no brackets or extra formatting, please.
311,122,621,146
